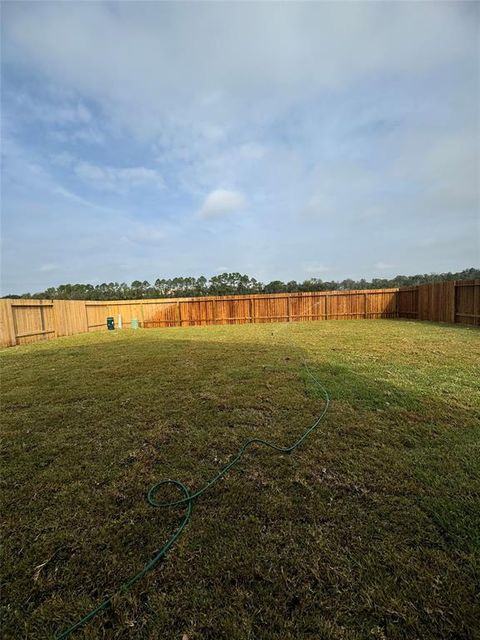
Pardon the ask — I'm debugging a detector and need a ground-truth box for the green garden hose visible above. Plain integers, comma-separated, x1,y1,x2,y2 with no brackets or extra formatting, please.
56,342,330,639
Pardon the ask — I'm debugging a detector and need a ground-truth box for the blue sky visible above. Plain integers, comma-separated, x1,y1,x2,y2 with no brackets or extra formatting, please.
1,1,479,294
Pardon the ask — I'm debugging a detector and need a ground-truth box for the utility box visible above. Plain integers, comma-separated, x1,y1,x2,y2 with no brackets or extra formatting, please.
107,317,115,330
131,318,139,329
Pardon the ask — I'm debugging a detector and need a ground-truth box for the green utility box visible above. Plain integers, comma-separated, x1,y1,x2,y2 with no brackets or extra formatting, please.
107,317,115,330
131,318,139,329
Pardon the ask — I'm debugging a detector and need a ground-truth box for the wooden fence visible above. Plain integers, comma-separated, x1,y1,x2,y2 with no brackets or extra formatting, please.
397,280,480,325
0,281,478,348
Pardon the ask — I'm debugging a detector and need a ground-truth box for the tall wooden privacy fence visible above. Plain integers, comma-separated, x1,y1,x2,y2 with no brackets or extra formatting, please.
397,280,479,324
0,280,478,347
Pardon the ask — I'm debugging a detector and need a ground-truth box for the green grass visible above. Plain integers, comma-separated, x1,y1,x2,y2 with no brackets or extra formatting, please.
1,320,479,640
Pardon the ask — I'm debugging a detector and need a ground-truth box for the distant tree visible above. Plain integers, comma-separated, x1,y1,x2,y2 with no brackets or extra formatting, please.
196,276,208,296
286,280,299,292
7,267,479,300
264,280,287,294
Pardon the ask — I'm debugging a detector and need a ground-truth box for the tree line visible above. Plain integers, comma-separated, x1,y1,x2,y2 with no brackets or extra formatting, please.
5,268,479,300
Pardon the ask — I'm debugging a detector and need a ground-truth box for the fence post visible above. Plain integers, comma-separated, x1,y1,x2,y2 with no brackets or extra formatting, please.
52,300,61,338
0,300,17,347
84,302,90,333
176,301,181,327
287,295,291,322
364,293,368,319
9,301,17,345
474,280,480,327
451,281,457,324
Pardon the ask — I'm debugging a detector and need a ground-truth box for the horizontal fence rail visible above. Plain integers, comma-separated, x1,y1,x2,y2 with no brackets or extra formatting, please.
0,280,478,347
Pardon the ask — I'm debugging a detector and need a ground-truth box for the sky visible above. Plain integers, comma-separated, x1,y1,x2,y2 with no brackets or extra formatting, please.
1,1,479,295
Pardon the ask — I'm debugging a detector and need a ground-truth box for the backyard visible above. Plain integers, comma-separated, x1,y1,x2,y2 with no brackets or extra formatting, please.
1,319,479,639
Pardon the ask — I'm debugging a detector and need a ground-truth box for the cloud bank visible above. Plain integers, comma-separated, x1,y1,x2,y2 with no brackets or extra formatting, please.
1,1,478,293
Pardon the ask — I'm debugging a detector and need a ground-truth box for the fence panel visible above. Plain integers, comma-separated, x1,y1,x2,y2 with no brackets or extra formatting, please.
252,295,288,323
417,282,455,323
8,300,55,345
289,294,326,321
397,287,418,319
143,300,179,327
397,280,479,325
54,300,88,337
455,280,480,326
368,290,398,318
330,292,364,319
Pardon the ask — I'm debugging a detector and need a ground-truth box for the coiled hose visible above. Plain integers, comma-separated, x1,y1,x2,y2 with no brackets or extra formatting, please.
57,332,330,639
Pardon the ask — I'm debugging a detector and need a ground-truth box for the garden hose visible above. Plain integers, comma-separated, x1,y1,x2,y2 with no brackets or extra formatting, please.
56,325,330,639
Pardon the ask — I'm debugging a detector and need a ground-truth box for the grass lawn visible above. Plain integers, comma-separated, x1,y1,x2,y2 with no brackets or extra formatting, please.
1,320,479,640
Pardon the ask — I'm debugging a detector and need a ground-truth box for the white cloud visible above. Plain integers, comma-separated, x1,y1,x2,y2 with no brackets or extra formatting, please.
374,262,394,270
238,143,267,160
74,162,164,193
197,189,246,219
303,262,331,275
7,91,92,125
125,224,166,245
51,127,104,145
38,263,58,273
50,151,75,167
